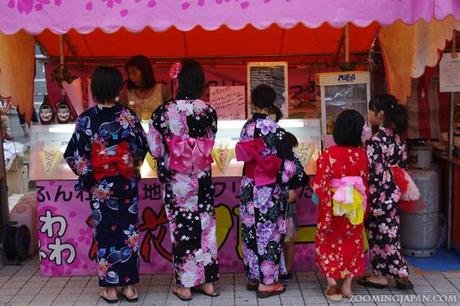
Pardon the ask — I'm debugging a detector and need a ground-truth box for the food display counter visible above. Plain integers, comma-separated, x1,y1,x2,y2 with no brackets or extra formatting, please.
30,119,321,276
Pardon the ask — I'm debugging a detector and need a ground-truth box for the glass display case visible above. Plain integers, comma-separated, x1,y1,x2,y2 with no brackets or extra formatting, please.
316,71,370,147
30,119,321,181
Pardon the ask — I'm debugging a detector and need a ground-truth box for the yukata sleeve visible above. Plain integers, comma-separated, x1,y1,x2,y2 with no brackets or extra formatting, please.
361,151,370,219
398,140,409,169
205,106,218,141
311,150,333,230
130,111,148,180
366,140,384,191
275,128,309,189
147,106,169,183
63,116,94,191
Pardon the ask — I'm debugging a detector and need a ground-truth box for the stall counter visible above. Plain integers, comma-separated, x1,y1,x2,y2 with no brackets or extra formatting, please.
31,120,322,276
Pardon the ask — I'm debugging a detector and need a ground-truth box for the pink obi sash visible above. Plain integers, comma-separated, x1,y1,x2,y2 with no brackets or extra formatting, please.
235,138,282,186
166,136,214,173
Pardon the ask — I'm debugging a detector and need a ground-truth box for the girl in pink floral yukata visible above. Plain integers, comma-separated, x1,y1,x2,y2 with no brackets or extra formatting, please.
358,94,413,291
147,59,219,301
236,85,307,298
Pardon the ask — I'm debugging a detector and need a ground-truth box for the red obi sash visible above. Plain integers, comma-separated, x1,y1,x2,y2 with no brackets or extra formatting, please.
91,141,134,180
235,138,282,186
166,136,214,174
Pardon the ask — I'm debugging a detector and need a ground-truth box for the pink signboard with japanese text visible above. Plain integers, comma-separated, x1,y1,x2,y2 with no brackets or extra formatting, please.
37,178,317,276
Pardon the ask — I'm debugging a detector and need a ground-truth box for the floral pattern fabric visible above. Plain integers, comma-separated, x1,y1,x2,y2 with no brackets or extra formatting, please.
64,103,148,287
312,146,369,279
147,99,219,288
366,126,409,279
239,113,307,285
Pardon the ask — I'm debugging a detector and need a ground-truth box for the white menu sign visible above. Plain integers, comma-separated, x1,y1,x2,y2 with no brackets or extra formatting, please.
440,53,460,92
209,86,246,119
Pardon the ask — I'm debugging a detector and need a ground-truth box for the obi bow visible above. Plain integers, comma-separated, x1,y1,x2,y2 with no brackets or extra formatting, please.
91,142,134,180
235,138,282,186
166,136,214,173
330,176,367,225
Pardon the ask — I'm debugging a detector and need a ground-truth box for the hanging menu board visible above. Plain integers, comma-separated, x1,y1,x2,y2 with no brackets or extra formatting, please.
247,62,288,117
440,53,460,92
209,86,246,119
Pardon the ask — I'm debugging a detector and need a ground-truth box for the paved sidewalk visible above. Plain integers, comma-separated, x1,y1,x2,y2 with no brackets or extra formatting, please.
1,257,460,306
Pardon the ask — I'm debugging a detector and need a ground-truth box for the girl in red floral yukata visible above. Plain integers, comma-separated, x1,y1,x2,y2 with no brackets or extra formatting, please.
358,94,413,291
312,110,369,302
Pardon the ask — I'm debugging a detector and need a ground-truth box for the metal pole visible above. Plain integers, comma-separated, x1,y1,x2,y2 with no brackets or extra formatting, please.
448,92,455,250
448,30,456,250
59,35,65,96
0,117,9,263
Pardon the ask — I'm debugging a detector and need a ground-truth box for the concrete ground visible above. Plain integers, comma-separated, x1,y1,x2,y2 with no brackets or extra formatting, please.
3,111,460,305
0,257,460,306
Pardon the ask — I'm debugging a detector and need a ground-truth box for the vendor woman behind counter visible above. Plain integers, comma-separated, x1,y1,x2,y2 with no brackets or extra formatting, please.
121,55,172,121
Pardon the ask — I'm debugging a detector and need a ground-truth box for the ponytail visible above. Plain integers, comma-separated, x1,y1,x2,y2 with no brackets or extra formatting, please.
270,105,283,122
390,103,408,135
369,94,408,135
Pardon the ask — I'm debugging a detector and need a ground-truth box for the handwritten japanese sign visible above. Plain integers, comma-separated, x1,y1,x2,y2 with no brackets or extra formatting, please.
440,53,460,92
247,62,288,117
209,86,246,120
37,178,319,276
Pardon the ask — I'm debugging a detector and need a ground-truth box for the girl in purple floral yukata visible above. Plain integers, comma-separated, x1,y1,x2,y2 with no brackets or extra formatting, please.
358,94,413,291
236,85,308,298
147,59,219,301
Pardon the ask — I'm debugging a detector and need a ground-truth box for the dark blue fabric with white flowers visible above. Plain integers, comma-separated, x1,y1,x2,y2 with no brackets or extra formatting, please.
64,103,148,287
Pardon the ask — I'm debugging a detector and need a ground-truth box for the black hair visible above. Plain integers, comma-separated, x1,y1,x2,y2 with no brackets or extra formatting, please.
333,109,365,147
251,84,282,117
285,131,299,148
270,105,283,122
125,55,156,91
91,66,123,104
176,59,205,100
369,94,408,135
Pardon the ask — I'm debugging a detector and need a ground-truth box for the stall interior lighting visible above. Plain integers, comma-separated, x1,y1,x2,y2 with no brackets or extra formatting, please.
49,125,75,134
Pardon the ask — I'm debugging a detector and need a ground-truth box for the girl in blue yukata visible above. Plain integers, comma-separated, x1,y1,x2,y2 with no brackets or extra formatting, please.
64,66,148,304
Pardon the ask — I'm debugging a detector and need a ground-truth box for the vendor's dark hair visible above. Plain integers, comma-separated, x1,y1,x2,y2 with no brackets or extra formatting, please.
333,109,365,147
176,59,205,100
91,66,123,104
369,94,408,134
125,55,156,91
251,84,282,117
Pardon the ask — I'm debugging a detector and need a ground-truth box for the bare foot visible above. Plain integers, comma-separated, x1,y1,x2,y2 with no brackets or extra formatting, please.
341,277,353,298
201,282,217,295
173,285,192,300
121,285,138,300
364,275,389,286
258,283,285,292
100,287,118,302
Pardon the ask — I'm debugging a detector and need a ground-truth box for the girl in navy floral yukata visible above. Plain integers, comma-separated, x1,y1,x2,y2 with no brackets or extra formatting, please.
358,94,413,291
236,85,307,298
64,66,148,303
